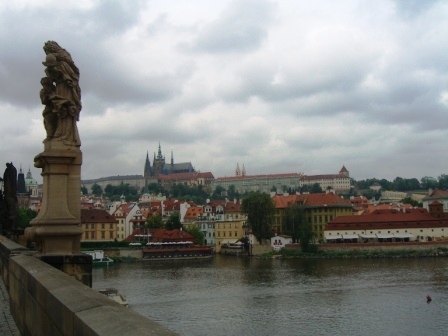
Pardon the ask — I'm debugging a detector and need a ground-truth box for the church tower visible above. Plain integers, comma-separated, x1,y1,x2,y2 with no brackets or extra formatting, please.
153,143,165,177
144,151,151,184
235,163,241,176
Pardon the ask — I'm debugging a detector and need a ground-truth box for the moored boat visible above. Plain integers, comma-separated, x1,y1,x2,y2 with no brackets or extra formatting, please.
99,288,129,307
84,250,114,266
143,241,212,260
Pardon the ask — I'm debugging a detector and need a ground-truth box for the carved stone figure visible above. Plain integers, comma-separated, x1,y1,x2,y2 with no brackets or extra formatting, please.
41,41,81,146
2,162,18,232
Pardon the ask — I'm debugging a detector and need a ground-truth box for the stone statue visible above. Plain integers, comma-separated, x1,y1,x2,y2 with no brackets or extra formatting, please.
41,41,81,146
2,162,18,233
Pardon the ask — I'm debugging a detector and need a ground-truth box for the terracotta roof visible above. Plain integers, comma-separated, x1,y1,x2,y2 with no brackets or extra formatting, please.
225,201,242,212
326,208,448,231
215,173,303,181
301,192,351,207
81,209,118,224
184,206,204,219
423,189,448,200
150,229,195,242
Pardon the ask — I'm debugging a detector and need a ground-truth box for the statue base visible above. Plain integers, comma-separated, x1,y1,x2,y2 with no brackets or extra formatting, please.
37,254,92,287
26,140,90,284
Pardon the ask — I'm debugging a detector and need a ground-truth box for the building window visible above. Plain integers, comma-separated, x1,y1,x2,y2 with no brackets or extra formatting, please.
101,231,105,239
91,223,94,229
91,232,95,239
110,223,113,229
109,231,113,238
101,223,105,229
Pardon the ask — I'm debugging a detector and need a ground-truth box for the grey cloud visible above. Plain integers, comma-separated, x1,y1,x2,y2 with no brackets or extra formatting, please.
191,0,276,53
393,0,442,19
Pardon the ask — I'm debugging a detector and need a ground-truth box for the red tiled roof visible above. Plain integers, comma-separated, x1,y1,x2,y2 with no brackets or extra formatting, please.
326,208,448,231
184,206,204,219
225,201,242,212
215,173,303,181
81,209,118,224
150,229,195,242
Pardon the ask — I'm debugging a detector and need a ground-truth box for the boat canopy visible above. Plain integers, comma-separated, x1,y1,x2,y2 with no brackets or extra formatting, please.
376,233,394,239
394,233,413,239
359,234,377,239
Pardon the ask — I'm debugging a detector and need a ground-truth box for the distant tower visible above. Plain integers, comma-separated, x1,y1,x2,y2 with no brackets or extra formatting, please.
339,165,349,178
242,164,246,176
17,165,30,207
17,166,27,194
235,163,241,176
171,150,174,171
153,142,166,177
144,151,151,183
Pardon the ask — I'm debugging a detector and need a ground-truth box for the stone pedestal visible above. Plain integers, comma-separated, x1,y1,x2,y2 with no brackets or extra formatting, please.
26,141,91,286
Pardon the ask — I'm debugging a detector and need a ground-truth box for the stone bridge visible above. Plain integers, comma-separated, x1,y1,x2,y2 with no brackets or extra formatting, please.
0,236,178,336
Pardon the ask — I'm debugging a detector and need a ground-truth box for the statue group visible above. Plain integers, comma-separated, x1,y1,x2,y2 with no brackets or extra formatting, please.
40,41,81,146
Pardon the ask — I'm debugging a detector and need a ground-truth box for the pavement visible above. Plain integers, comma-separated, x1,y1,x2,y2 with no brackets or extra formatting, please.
0,277,20,336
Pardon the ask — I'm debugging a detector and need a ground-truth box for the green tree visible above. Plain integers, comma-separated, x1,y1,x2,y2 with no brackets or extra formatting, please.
184,225,204,245
310,183,322,194
241,192,275,243
18,208,37,229
270,185,277,193
438,174,448,189
298,216,315,252
165,212,182,230
227,185,240,199
283,205,315,251
145,212,164,229
283,204,302,243
91,183,103,196
81,186,88,195
421,176,438,190
213,185,226,199
401,197,422,207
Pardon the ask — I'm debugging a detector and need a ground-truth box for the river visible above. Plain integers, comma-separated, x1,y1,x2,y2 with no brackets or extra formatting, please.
92,256,448,336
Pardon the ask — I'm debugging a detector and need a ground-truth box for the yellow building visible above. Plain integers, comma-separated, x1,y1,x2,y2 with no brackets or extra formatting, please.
272,192,353,241
215,201,247,253
81,209,118,242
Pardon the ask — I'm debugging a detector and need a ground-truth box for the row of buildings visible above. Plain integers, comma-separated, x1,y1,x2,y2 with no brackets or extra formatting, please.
80,143,352,195
79,188,448,253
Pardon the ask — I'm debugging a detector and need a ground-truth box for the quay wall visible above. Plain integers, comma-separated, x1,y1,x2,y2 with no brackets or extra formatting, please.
0,236,178,336
285,241,448,253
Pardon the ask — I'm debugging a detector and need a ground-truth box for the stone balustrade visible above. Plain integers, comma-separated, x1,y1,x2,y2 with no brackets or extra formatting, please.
0,236,178,336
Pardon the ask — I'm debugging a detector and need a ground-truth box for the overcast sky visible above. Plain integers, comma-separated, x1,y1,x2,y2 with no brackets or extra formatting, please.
1,0,447,184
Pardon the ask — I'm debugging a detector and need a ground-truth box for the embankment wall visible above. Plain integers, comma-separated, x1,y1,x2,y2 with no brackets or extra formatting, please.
0,236,177,336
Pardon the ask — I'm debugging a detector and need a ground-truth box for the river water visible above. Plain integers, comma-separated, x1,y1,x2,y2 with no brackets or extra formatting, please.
92,256,448,336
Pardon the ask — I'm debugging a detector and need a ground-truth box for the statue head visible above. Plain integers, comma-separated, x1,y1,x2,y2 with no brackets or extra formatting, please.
42,53,57,67
43,41,61,54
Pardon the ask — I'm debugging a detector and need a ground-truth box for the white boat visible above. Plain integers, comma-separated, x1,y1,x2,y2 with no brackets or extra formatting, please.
99,288,129,307
84,250,114,266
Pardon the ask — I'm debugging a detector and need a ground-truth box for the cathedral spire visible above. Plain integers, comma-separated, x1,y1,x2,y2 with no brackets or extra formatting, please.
157,142,163,160
235,163,241,176
171,150,174,166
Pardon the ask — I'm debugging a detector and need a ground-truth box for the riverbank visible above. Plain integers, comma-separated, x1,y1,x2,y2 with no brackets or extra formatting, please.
259,246,448,259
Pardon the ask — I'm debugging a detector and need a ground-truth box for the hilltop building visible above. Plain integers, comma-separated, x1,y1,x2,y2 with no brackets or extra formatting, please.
144,143,194,182
81,144,197,193
212,165,351,194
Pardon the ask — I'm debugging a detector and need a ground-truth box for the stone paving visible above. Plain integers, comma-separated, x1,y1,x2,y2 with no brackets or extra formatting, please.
0,278,20,336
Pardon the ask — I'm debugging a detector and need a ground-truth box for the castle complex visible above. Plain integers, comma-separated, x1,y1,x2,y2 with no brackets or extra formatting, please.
81,144,195,192
144,143,194,183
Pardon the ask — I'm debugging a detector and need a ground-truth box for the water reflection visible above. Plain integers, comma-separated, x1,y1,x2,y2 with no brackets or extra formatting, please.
93,256,448,336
